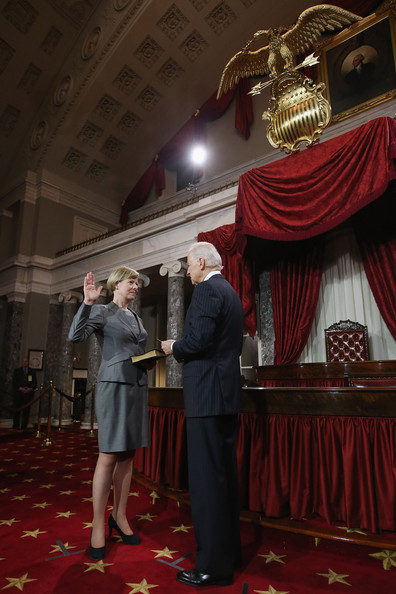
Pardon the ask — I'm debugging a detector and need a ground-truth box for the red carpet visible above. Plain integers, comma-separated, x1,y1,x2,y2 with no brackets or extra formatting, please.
0,427,395,593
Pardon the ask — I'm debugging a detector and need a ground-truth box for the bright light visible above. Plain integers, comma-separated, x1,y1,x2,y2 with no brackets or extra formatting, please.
190,145,207,165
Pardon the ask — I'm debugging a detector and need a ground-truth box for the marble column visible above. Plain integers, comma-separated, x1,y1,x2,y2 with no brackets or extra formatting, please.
0,297,25,424
160,260,188,387
42,297,64,421
83,289,107,430
56,291,82,424
258,269,275,365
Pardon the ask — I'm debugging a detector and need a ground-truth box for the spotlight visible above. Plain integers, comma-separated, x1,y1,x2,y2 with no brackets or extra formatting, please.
190,145,207,165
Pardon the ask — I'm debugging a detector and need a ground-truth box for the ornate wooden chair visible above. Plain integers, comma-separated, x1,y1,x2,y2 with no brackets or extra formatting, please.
325,319,369,362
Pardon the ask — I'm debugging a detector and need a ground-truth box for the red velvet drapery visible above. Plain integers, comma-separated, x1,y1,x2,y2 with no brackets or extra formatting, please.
231,117,396,359
198,224,256,337
353,191,396,340
135,406,396,532
236,117,396,240
271,238,325,365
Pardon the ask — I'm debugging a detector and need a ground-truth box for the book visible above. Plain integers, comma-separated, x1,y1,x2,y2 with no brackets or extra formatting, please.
131,349,167,364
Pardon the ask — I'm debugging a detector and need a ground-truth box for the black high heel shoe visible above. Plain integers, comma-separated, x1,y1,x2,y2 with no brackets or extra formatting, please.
108,514,141,545
88,531,106,560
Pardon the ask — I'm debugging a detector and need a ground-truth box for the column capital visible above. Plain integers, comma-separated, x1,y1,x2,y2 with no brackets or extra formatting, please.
159,260,188,278
138,273,150,288
58,291,83,304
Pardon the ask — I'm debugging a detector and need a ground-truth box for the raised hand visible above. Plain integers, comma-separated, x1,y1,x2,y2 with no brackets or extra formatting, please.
83,272,103,305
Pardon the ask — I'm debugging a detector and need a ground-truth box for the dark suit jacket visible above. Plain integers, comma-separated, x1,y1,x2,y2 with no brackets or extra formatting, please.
12,366,37,394
173,274,244,417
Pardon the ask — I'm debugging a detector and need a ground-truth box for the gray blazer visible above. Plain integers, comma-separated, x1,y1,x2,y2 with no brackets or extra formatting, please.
68,301,148,386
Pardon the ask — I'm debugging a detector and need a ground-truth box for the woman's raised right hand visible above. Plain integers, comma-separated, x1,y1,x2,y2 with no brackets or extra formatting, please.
83,272,103,305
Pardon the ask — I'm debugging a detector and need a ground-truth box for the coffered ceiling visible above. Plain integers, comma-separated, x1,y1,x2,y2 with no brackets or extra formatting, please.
0,0,360,217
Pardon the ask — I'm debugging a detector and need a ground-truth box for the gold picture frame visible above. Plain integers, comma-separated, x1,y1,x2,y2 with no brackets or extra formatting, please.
28,349,44,370
317,7,396,123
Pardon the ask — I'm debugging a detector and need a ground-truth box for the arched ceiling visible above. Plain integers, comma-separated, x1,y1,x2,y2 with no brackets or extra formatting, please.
0,0,356,215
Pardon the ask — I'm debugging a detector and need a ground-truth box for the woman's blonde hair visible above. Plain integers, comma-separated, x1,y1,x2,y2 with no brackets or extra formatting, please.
107,266,139,293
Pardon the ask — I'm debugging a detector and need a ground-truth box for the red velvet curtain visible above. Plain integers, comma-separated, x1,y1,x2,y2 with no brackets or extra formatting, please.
237,412,396,533
271,238,325,365
236,117,396,240
353,191,396,340
136,406,396,533
198,224,257,337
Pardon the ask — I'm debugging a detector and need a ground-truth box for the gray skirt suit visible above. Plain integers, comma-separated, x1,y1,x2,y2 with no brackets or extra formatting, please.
68,301,150,452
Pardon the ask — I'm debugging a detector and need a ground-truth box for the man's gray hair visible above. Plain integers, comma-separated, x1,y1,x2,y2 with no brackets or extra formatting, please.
188,242,223,270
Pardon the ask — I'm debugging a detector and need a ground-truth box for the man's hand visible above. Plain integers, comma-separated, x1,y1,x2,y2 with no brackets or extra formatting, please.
161,340,174,356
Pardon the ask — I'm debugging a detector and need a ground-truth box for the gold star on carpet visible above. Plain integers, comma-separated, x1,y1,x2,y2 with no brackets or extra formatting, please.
254,586,289,594
32,502,51,509
315,537,321,546
64,463,74,467
84,560,114,573
137,513,157,521
62,475,74,479
8,473,17,477
83,522,93,529
81,479,92,484
55,511,76,518
316,568,351,585
82,497,93,502
30,466,40,470
259,551,286,564
21,529,46,538
129,491,139,497
81,467,91,471
22,479,34,483
125,578,159,593
2,572,37,590
150,491,159,504
59,490,75,495
45,470,56,474
0,488,10,494
171,524,192,533
0,518,21,526
49,542,76,554
12,495,30,501
39,483,54,489
369,549,396,570
337,525,367,535
151,546,178,559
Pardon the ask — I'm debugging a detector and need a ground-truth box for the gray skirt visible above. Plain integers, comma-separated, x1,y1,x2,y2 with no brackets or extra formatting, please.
95,381,150,452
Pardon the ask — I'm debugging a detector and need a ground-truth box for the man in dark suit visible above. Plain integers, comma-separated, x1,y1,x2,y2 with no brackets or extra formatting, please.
161,242,244,587
12,356,37,429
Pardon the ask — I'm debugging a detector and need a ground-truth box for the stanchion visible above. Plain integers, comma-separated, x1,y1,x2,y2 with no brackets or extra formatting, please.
42,381,55,446
89,383,96,437
58,391,63,431
35,384,44,438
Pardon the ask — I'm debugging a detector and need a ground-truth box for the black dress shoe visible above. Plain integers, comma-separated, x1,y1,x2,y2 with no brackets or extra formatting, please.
176,569,233,587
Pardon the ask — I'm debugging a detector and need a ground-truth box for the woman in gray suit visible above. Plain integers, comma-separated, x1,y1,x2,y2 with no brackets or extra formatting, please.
68,267,151,560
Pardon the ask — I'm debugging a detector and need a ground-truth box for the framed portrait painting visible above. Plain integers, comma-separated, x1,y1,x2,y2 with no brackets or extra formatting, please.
317,8,396,123
28,349,44,370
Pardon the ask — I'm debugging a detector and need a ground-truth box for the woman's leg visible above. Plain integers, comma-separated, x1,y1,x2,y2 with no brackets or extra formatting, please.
91,452,118,548
111,450,135,534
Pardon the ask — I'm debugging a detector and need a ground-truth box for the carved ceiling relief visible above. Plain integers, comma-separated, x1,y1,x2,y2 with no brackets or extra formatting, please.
205,2,237,34
77,121,104,147
157,4,190,40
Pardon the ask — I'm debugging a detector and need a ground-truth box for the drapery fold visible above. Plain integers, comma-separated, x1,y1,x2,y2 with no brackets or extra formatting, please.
271,238,325,364
236,117,396,240
353,191,396,340
198,224,256,337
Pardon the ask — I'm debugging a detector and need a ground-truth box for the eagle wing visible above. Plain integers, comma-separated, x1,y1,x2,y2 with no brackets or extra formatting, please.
217,45,270,98
282,4,361,55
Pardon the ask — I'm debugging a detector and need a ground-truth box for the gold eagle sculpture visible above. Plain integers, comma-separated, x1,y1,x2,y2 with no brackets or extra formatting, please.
217,4,362,98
